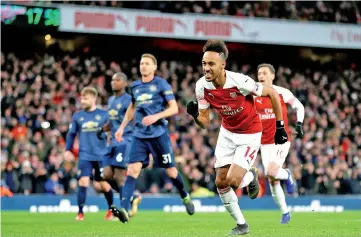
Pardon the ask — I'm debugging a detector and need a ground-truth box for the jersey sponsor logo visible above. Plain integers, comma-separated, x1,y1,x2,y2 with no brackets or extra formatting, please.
220,105,244,116
137,93,153,101
82,121,100,132
136,93,153,105
259,108,275,120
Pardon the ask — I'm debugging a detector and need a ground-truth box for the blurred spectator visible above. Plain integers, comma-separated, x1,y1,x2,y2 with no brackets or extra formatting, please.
190,182,215,198
44,172,64,195
23,0,361,24
2,161,20,193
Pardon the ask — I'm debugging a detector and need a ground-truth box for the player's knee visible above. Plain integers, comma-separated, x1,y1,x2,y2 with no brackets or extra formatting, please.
78,177,90,187
127,163,142,178
215,176,229,189
266,168,278,178
226,174,241,189
165,167,178,179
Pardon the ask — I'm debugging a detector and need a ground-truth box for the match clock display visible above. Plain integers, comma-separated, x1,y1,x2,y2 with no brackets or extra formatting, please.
1,4,60,29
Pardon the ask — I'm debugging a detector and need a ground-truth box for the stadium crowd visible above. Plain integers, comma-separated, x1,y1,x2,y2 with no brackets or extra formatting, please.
1,49,361,197
23,0,361,24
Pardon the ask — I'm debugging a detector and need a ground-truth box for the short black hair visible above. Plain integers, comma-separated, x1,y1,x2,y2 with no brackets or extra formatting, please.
113,72,128,81
257,63,276,74
203,40,229,60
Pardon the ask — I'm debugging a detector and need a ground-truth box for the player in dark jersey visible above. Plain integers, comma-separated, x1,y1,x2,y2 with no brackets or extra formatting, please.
98,72,141,219
111,54,195,223
65,87,114,221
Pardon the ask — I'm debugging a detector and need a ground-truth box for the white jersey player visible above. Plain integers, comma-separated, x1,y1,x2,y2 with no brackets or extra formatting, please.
255,63,305,224
187,40,288,235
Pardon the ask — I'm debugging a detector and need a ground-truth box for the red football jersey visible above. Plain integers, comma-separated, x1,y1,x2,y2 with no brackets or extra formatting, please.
255,85,293,144
196,70,263,134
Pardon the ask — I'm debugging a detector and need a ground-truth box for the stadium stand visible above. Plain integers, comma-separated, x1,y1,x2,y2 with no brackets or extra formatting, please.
2,38,361,196
28,1,361,24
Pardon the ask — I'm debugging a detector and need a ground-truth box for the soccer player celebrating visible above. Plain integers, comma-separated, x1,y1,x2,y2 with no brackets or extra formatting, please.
65,87,114,221
255,63,305,224
112,54,195,223
186,40,288,235
97,72,141,219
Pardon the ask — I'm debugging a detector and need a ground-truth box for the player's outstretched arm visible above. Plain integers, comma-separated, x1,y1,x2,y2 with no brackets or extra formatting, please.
186,101,210,129
261,86,288,144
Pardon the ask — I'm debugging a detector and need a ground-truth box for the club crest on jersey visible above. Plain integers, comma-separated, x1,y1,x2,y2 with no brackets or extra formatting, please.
80,117,84,121
230,92,237,99
108,109,118,118
95,115,101,120
149,85,157,92
116,103,122,109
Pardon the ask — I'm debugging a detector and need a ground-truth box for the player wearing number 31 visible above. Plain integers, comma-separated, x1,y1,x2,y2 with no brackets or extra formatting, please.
187,40,288,235
112,54,195,223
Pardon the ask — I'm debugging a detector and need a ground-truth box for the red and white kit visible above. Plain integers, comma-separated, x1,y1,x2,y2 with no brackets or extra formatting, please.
255,85,304,167
196,70,264,170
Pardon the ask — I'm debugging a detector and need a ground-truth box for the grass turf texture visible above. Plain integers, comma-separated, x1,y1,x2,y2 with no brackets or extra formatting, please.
2,211,360,237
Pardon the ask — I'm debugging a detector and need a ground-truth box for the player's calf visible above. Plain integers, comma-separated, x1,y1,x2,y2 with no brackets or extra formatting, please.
226,164,248,189
77,177,90,218
166,167,195,215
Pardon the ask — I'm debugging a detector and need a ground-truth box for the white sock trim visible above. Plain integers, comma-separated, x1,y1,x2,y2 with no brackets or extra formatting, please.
270,183,289,214
219,188,246,225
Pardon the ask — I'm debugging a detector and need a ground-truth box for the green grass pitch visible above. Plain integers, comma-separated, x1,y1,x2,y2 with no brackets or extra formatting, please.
2,211,360,237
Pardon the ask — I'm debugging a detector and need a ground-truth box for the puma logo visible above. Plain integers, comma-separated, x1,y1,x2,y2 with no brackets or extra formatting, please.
256,99,262,104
